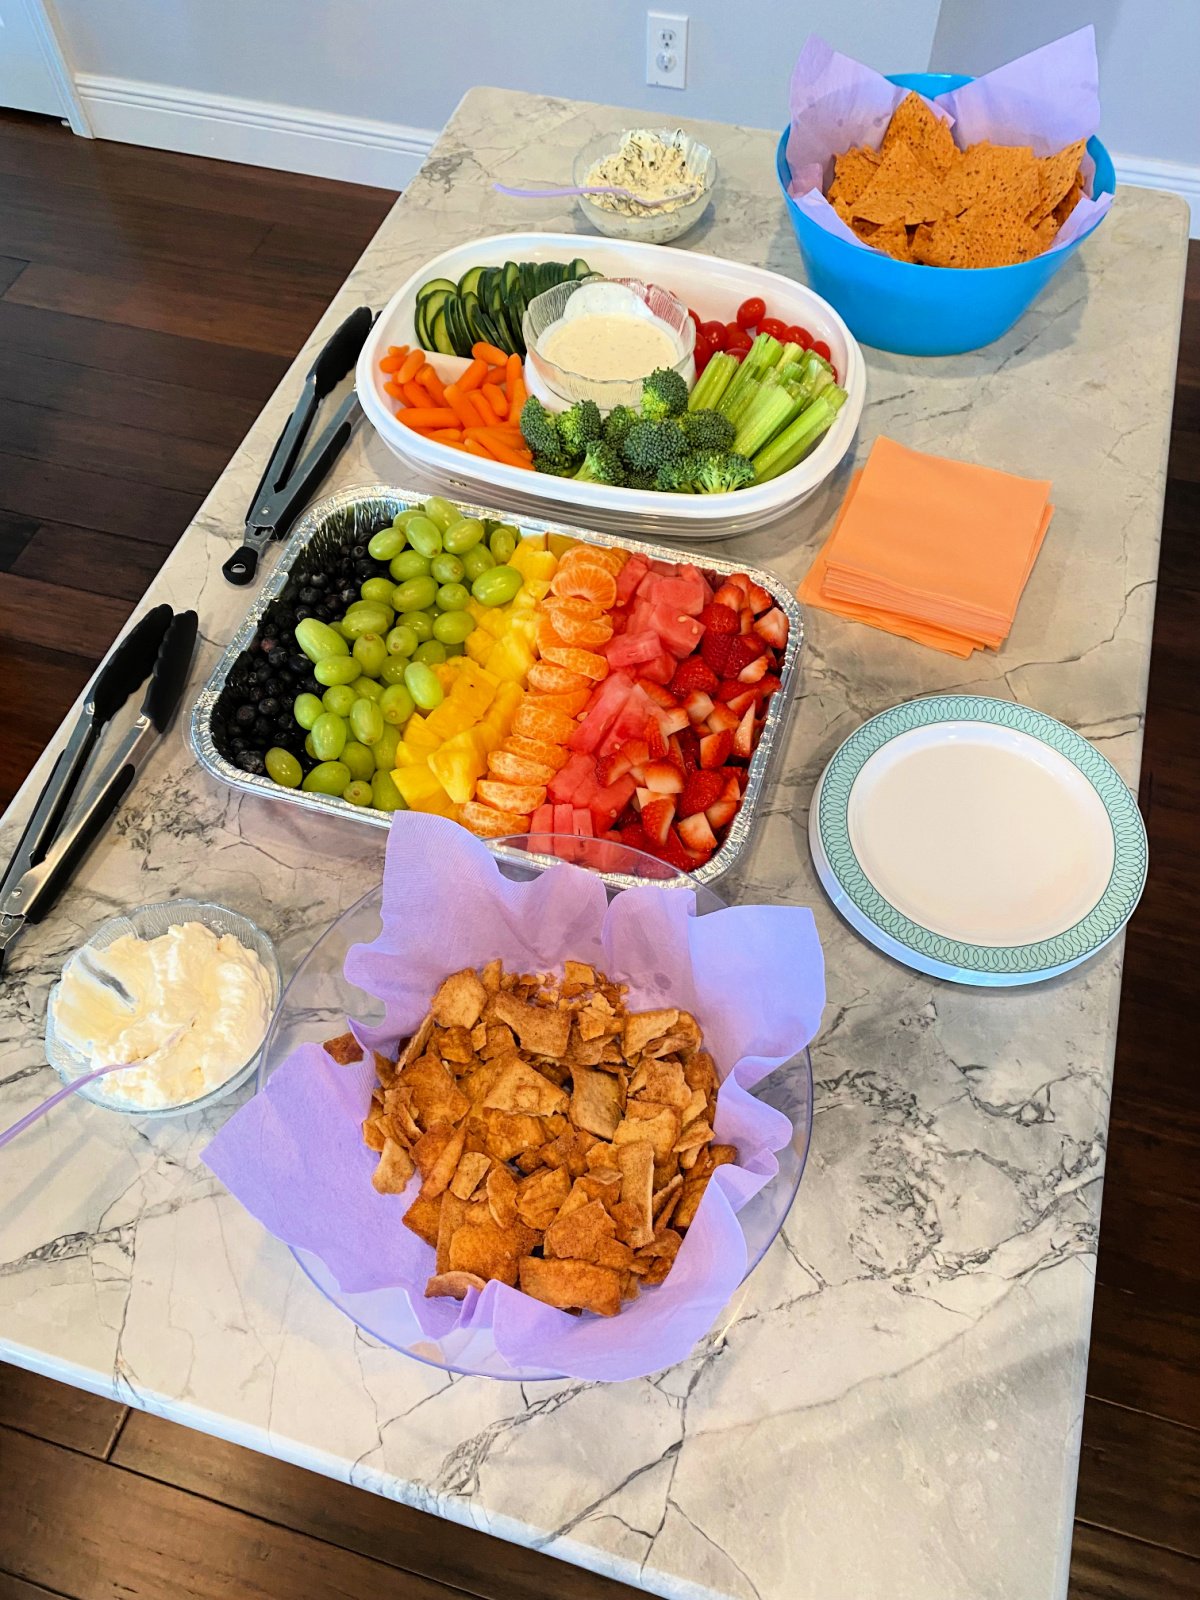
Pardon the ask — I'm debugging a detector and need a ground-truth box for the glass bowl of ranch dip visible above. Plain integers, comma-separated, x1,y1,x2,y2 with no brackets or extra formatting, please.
524,275,695,409
573,128,716,244
45,900,281,1118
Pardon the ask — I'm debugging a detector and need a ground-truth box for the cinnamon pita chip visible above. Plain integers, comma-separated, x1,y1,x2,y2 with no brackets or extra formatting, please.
402,1189,443,1248
613,1103,681,1164
413,1122,466,1199
516,1164,572,1228
398,1055,470,1129
569,1063,624,1139
424,1271,485,1300
544,1197,619,1262
490,991,572,1057
518,1256,622,1317
362,1112,386,1153
449,1151,491,1200
483,1057,569,1117
372,1137,415,1194
485,1162,519,1228
431,969,488,1030
436,1025,476,1065
395,1014,433,1073
323,1031,361,1066
478,1108,550,1163
615,1141,655,1248
623,1008,679,1056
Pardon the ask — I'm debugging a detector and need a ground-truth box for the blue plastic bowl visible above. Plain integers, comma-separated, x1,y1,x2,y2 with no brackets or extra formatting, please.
776,71,1114,356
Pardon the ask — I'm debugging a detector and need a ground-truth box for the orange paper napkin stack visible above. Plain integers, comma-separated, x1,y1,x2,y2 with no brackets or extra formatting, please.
798,437,1053,657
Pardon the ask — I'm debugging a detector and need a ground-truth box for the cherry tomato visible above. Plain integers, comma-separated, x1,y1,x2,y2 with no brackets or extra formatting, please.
688,307,702,331
811,339,832,363
699,320,727,350
725,324,753,354
785,324,812,349
735,296,765,331
758,317,787,341
693,333,714,373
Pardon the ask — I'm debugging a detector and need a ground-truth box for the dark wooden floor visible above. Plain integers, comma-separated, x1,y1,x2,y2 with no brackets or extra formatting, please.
0,110,1196,1600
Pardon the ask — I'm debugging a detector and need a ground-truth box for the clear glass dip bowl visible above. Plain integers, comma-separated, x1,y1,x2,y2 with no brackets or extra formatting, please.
573,129,717,244
523,275,696,409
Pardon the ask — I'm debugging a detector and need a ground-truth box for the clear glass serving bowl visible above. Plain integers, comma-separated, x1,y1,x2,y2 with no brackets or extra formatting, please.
45,899,281,1119
257,837,814,1380
523,275,696,409
572,129,717,244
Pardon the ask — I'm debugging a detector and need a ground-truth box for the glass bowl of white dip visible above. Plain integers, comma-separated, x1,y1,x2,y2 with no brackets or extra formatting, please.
573,129,716,244
523,275,695,409
45,900,281,1118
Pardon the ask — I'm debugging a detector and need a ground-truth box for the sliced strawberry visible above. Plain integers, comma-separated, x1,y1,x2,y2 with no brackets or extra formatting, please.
724,686,759,715
613,802,640,831
643,718,668,760
733,702,757,760
739,607,755,634
724,573,751,595
656,706,690,736
674,727,700,773
745,580,773,615
640,797,676,848
620,735,650,770
597,748,633,785
753,607,789,649
712,580,744,611
699,729,733,768
724,634,765,677
644,759,684,795
656,826,705,872
679,769,725,817
619,822,652,852
738,655,770,684
669,657,719,696
715,677,745,703
697,602,738,636
678,811,718,854
705,773,742,829
706,704,740,734
756,672,782,699
635,786,653,810
684,689,715,724
700,631,734,675
637,676,680,709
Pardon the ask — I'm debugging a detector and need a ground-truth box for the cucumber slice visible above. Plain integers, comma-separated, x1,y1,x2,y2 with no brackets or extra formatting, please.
519,262,540,306
428,304,454,357
458,265,486,298
569,257,593,280
448,296,474,357
417,277,457,302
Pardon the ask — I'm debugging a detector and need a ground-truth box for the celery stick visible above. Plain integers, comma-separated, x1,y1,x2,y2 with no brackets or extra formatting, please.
751,389,847,481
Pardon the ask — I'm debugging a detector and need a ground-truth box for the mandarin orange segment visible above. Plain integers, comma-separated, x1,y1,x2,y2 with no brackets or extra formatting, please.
524,689,589,717
526,660,592,694
503,734,568,770
536,616,571,653
476,779,548,814
545,611,613,647
560,544,625,575
540,644,608,681
513,701,577,745
459,801,530,838
544,596,603,624
487,749,557,786
549,563,618,608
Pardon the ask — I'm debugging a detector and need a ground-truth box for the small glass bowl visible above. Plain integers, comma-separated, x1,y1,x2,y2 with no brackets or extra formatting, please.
45,900,282,1118
573,129,716,244
523,275,696,409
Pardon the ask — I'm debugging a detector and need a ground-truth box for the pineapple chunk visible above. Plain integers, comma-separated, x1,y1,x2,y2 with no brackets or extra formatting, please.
393,764,452,813
486,632,534,683
423,699,476,742
547,533,578,558
428,731,486,804
403,714,441,752
510,544,558,582
515,532,547,553
465,629,493,666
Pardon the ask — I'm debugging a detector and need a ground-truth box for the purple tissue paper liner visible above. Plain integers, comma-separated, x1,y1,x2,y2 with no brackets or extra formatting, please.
784,27,1112,260
204,814,825,1381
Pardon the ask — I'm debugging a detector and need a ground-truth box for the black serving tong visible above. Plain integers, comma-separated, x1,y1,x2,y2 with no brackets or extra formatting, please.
0,607,198,976
222,305,375,586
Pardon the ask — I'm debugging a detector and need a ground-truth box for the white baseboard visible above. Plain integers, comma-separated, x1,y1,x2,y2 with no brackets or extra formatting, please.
1112,153,1200,237
74,74,437,190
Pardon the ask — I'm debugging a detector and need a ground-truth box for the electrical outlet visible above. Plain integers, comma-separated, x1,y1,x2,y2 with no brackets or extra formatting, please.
646,11,688,90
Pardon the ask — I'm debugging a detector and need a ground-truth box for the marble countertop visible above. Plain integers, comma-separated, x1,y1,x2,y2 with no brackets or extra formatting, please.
0,88,1189,1600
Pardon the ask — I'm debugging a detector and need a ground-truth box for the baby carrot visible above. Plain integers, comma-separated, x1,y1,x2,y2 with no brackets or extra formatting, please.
396,348,425,385
442,384,478,431
396,407,459,430
506,353,523,389
417,364,445,404
379,344,411,373
472,340,510,367
401,379,434,410
457,357,487,392
462,438,493,459
469,389,500,427
383,379,404,399
481,382,509,419
430,427,464,442
483,436,534,469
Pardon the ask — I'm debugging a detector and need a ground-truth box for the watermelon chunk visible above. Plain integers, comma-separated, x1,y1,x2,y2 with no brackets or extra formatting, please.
604,630,661,668
571,808,594,837
568,672,634,753
599,685,657,754
552,802,574,837
529,803,554,850
615,554,649,605
639,650,676,685
550,751,596,803
653,573,705,615
590,773,636,829
650,603,705,657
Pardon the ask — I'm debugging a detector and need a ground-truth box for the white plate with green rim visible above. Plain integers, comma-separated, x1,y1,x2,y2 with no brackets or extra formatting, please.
809,695,1148,987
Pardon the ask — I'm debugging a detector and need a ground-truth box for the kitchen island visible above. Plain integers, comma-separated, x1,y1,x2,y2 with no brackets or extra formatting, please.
0,87,1189,1600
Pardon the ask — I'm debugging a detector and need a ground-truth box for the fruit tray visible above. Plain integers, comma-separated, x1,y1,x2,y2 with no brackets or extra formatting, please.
189,486,804,889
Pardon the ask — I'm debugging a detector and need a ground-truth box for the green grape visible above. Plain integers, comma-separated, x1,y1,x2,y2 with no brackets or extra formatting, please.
360,576,396,605
367,525,407,561
310,711,347,761
405,610,434,642
393,576,438,613
341,604,391,640
379,657,410,685
343,780,374,807
304,732,318,758
444,641,465,657
371,723,401,768
422,496,462,532
432,609,474,646
330,620,351,639
296,617,349,661
386,624,418,657
265,747,302,788
393,507,425,529
489,524,518,562
340,740,375,781
314,655,360,687
351,675,383,702
462,545,496,581
404,661,444,710
412,640,446,666
302,760,350,796
430,551,465,584
472,565,524,607
443,516,486,555
436,582,470,613
379,683,415,726
352,632,387,676
321,684,356,717
293,692,324,730
405,515,443,558
350,696,384,745
390,550,431,582
371,769,406,811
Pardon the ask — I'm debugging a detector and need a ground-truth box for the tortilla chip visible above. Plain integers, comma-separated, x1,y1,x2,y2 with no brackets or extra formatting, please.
615,1141,655,1247
485,1162,519,1228
1030,139,1086,221
371,1137,415,1194
483,1056,569,1117
413,1122,466,1199
449,1151,491,1200
424,1270,485,1301
490,991,572,1058
827,145,882,211
431,969,488,1030
516,1165,572,1229
881,91,956,178
855,142,949,226
518,1256,622,1317
323,1031,361,1066
623,1008,679,1057
402,1188,443,1248
397,1055,470,1129
569,1063,624,1139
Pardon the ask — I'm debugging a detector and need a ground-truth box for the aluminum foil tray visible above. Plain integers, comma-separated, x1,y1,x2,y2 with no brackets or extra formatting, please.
190,485,804,890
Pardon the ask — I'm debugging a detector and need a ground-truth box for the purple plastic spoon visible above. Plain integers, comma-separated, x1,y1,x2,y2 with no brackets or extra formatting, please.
0,1060,145,1148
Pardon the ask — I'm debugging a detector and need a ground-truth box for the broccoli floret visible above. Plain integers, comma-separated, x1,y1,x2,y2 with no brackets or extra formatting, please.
640,366,689,421
603,404,639,452
622,418,687,472
520,396,562,458
654,459,696,493
574,441,627,486
555,398,603,460
691,450,756,494
681,408,736,453
626,467,658,490
533,454,571,477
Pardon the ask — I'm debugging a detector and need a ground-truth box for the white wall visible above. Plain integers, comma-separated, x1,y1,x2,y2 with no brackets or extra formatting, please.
929,0,1200,169
53,0,942,134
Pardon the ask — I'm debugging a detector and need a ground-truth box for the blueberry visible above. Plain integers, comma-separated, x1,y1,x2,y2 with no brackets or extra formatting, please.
294,605,314,623
339,586,359,607
238,750,267,776
258,696,280,718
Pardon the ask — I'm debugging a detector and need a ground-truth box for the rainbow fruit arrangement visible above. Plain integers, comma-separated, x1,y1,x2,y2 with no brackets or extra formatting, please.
213,496,790,872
